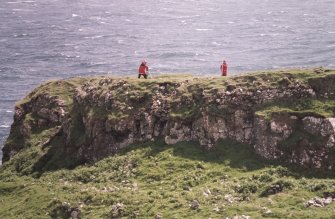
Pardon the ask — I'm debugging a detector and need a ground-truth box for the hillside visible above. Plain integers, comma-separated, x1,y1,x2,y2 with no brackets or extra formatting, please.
1,68,335,218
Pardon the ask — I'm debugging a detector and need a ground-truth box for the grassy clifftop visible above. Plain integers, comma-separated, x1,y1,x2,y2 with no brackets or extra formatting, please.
24,68,335,119
1,68,335,218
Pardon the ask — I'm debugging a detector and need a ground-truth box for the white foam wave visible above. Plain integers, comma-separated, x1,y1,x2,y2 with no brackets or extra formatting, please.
72,14,79,17
12,8,33,11
8,0,35,3
84,35,103,39
6,110,13,113
327,45,335,48
13,33,28,37
0,125,10,128
196,28,213,31
211,42,221,46
175,15,200,19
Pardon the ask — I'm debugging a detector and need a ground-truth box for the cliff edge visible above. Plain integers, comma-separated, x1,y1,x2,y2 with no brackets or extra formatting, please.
3,68,335,172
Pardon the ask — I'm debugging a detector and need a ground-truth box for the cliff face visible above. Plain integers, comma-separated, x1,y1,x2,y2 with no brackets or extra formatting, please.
3,69,335,171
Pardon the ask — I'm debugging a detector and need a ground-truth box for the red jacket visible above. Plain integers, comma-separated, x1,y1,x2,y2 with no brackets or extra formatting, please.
139,64,148,75
220,63,227,76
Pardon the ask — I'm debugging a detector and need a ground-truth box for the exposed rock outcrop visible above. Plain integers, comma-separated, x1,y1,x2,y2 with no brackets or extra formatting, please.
3,70,335,171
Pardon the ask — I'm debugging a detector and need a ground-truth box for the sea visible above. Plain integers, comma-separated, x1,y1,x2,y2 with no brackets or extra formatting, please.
1,0,335,161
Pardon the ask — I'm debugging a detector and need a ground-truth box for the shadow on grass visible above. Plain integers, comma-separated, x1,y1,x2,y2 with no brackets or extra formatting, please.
31,135,335,179
119,139,266,171
119,138,335,179
32,136,85,175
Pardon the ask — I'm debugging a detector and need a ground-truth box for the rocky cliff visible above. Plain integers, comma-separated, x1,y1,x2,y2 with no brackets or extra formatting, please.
3,68,335,172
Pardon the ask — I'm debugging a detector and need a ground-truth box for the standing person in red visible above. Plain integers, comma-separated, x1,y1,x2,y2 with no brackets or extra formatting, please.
220,60,228,76
138,60,149,79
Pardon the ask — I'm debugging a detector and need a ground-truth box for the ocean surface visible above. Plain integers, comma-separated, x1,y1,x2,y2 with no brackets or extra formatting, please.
1,0,335,161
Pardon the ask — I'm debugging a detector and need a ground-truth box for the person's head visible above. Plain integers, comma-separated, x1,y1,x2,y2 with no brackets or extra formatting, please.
223,60,226,64
142,60,147,65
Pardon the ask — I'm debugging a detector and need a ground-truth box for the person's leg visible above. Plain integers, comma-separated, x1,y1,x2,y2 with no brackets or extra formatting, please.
138,74,141,78
144,75,147,79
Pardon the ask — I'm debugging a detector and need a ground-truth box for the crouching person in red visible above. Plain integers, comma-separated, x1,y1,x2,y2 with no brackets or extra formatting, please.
220,60,228,76
138,60,149,79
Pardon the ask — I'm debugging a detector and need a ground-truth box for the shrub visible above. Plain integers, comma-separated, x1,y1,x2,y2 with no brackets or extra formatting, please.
260,180,294,197
235,181,258,194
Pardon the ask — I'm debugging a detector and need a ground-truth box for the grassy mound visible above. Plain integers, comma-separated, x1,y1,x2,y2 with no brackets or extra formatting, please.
1,140,335,218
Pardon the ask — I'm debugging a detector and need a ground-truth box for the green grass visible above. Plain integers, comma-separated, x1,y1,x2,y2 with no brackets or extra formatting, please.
170,103,200,120
1,140,335,219
256,99,335,120
16,78,86,109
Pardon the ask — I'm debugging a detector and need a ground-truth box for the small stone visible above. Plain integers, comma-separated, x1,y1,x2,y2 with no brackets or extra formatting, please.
224,194,234,203
132,182,138,191
305,196,333,208
155,213,163,219
232,215,250,219
111,202,124,215
324,197,333,205
190,200,200,209
262,207,272,215
71,210,79,219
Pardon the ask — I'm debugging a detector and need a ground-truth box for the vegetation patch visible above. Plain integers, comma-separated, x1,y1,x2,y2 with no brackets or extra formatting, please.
1,140,335,218
256,98,335,120
16,78,86,108
170,103,200,120
279,129,327,152
88,106,108,119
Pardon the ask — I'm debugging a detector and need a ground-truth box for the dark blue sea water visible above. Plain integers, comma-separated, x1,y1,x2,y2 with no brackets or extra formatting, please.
1,0,335,161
